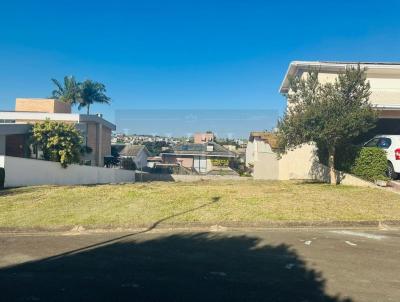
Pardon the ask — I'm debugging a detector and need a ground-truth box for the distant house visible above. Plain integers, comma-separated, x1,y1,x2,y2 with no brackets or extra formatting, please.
222,144,237,152
246,132,279,167
112,144,150,169
194,132,215,144
0,98,115,166
147,156,162,168
161,142,236,174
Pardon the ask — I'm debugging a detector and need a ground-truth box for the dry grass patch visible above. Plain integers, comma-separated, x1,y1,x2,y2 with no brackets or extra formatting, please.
0,180,399,229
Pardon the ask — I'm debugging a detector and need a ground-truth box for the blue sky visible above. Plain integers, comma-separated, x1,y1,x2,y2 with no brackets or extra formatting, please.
1,0,400,136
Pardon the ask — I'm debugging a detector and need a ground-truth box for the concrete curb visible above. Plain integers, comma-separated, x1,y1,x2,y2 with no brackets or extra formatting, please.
1,220,400,234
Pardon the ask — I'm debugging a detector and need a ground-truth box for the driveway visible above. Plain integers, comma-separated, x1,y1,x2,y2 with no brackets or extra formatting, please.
0,228,399,301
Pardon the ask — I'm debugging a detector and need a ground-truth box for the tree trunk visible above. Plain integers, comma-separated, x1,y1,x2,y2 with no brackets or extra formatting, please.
328,148,336,185
86,104,90,115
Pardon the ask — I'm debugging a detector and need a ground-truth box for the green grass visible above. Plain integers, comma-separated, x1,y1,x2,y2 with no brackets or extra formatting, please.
0,180,399,229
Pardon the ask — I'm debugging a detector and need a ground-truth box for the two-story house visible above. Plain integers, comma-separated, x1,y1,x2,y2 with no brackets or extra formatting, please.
0,98,115,166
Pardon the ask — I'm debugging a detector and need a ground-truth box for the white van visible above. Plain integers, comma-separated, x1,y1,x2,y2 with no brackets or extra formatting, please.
363,135,400,179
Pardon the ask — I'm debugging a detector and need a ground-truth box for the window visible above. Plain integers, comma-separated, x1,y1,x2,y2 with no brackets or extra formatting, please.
364,138,379,147
377,137,391,149
364,137,392,148
0,119,15,123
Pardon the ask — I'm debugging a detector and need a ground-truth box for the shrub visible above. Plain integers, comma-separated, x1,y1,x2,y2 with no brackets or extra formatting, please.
0,167,4,189
211,158,229,167
30,120,83,168
121,158,137,170
351,147,388,181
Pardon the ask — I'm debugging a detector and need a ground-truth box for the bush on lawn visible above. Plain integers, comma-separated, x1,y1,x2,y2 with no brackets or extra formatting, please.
351,147,388,181
0,167,4,189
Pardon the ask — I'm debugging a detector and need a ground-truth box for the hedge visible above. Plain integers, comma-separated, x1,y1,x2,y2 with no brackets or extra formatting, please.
211,158,229,167
351,147,388,181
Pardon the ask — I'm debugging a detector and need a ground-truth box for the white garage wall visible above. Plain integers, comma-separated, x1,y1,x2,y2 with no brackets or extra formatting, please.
0,156,135,188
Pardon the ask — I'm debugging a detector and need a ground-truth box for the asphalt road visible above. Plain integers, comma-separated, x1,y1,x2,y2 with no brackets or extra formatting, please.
0,228,399,302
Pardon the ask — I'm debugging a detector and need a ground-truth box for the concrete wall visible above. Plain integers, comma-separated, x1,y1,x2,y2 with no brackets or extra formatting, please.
253,152,279,180
251,144,374,187
0,156,135,188
16,98,71,114
136,172,244,182
246,139,273,167
278,143,324,180
251,143,328,181
245,141,254,167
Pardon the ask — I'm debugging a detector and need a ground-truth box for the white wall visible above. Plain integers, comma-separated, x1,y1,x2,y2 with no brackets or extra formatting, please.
246,139,273,167
0,156,135,188
245,141,254,167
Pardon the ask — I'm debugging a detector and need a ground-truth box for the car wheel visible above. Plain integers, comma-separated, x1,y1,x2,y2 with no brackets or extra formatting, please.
387,162,398,180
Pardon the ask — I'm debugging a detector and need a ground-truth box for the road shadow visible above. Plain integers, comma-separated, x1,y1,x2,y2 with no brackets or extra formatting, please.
0,233,352,302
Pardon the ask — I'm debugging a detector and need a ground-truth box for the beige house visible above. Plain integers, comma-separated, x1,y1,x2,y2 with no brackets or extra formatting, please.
280,61,400,131
161,142,236,174
0,98,115,166
194,132,215,144
253,61,400,181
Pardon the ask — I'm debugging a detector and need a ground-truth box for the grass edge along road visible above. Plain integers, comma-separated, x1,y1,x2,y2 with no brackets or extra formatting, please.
0,180,399,229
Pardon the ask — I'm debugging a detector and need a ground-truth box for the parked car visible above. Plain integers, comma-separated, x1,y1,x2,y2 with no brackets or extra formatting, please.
363,135,400,179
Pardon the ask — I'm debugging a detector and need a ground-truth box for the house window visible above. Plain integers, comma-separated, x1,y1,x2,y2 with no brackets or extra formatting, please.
0,119,15,123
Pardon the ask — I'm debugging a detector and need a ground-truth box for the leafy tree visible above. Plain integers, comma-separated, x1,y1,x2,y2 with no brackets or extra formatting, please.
144,141,170,156
277,66,377,184
78,80,111,115
30,120,83,168
51,76,81,105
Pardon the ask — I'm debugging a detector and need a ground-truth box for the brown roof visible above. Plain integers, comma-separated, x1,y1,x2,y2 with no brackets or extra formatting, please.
249,132,279,149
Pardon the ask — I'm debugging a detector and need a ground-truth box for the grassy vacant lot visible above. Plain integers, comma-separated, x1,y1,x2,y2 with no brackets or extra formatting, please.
0,180,399,229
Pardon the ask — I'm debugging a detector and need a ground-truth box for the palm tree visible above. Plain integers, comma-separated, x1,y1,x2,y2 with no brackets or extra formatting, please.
51,76,81,105
79,80,111,115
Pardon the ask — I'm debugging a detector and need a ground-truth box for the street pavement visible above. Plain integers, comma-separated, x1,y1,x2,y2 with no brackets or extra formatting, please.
0,228,399,301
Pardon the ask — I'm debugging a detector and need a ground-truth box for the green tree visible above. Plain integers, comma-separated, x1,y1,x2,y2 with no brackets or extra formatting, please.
277,66,377,184
51,76,81,105
51,77,111,115
30,120,83,168
78,80,111,115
